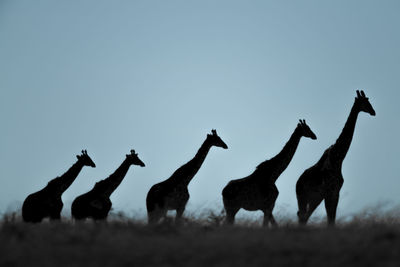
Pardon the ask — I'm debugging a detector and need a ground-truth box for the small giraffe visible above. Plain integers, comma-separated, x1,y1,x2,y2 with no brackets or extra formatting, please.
146,129,228,225
22,150,96,223
222,120,317,226
71,150,145,220
296,90,375,226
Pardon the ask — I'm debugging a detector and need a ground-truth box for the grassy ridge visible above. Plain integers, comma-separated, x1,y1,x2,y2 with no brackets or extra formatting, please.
1,211,400,267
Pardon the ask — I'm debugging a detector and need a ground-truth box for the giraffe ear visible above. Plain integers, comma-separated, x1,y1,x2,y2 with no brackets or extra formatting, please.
356,90,361,98
76,155,81,160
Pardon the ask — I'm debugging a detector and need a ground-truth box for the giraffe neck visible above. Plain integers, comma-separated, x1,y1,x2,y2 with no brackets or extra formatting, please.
255,128,302,183
47,160,85,195
97,159,132,197
330,102,360,164
170,139,212,187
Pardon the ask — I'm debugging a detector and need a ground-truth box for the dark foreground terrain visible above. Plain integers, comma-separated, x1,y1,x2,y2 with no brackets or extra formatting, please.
1,212,400,267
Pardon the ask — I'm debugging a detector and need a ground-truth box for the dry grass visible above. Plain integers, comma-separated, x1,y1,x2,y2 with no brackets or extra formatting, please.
1,208,400,267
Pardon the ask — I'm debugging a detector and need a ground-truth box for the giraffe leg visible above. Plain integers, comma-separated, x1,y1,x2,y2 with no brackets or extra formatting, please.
264,188,278,227
148,203,160,224
175,206,185,226
269,213,277,227
224,207,239,225
324,192,339,226
304,196,323,224
148,208,164,225
263,210,277,227
297,193,308,225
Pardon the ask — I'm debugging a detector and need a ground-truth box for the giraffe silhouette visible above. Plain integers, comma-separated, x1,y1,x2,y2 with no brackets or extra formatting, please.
71,150,145,221
22,150,96,223
146,129,228,225
296,90,375,226
222,120,317,226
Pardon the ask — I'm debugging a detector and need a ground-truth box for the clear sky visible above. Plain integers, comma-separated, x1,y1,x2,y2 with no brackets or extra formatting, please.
1,0,399,221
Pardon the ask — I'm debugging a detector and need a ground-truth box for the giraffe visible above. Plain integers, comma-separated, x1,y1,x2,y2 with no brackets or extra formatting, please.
222,120,317,226
22,150,96,223
296,90,375,226
146,129,228,225
71,149,145,220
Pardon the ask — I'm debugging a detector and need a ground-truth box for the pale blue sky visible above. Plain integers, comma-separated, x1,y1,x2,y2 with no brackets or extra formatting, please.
1,1,399,220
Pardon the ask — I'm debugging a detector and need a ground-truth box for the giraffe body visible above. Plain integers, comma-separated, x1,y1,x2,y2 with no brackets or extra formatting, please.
146,130,228,224
223,177,278,212
296,90,375,226
22,150,95,223
71,190,112,220
71,150,145,221
146,181,190,223
223,120,317,226
22,190,64,222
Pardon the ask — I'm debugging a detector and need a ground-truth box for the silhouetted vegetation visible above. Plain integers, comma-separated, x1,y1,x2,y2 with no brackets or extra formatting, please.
2,207,400,267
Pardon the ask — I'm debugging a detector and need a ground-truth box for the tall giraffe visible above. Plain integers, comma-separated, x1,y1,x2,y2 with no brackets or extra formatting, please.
71,150,145,220
22,150,96,223
146,129,228,224
296,90,375,226
222,120,317,226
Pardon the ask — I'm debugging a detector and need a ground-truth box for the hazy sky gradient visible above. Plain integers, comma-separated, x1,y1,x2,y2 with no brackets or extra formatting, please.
1,1,399,220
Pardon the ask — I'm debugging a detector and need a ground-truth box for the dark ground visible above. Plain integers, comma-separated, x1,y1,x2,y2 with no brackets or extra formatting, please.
1,211,400,267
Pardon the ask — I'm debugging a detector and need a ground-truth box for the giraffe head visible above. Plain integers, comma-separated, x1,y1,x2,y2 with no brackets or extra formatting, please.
355,90,376,116
76,150,96,168
296,119,317,140
207,129,228,149
126,149,146,167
